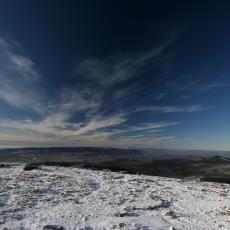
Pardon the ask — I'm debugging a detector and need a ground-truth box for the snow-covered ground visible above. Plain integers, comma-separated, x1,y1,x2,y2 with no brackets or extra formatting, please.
0,164,229,230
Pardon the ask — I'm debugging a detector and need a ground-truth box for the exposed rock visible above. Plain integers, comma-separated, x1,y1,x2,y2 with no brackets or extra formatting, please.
23,163,41,171
163,210,177,219
115,211,128,217
43,225,65,230
169,227,176,230
119,223,126,228
0,164,11,168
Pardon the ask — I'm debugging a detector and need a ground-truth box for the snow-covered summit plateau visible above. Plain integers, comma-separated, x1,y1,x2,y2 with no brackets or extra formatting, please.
0,164,229,229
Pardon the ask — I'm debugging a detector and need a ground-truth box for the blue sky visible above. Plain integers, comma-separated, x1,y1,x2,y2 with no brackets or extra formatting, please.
0,1,230,150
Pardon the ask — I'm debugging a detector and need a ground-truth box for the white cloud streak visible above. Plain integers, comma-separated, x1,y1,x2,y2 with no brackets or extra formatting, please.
198,83,225,92
0,37,44,113
0,113,180,148
134,104,207,113
73,38,174,88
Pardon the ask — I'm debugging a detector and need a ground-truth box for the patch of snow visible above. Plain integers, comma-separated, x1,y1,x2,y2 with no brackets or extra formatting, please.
0,164,229,229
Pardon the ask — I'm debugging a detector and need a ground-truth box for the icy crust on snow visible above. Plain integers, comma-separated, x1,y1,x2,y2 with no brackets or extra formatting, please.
0,164,230,230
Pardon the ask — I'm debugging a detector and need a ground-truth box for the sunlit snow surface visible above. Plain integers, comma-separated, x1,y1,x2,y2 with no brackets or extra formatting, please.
0,164,229,229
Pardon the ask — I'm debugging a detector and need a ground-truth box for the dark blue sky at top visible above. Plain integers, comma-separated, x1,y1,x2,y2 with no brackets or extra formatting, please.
0,0,230,149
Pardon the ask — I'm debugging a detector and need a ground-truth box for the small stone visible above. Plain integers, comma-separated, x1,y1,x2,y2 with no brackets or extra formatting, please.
119,223,126,227
115,211,128,217
164,210,177,219
169,227,176,230
43,225,65,230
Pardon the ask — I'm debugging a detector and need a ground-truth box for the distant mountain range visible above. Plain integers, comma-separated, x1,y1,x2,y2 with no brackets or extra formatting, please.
1,147,230,183
0,147,229,162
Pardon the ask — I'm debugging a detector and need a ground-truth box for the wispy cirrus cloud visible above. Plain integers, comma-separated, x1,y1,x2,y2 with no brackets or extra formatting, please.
73,38,174,88
133,104,207,113
0,36,100,116
0,34,210,148
198,83,225,92
0,36,44,113
0,114,126,138
170,79,227,100
0,114,179,148
111,121,180,135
